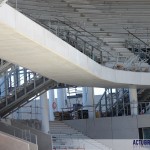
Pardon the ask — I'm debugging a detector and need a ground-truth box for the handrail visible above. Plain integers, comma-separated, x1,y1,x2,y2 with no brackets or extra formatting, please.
95,88,146,115
59,101,150,119
22,12,130,67
0,121,37,144
126,40,150,59
55,18,116,58
0,66,40,98
108,88,140,113
5,0,150,72
55,18,102,46
124,28,150,66
124,28,149,47
63,17,104,44
0,64,15,87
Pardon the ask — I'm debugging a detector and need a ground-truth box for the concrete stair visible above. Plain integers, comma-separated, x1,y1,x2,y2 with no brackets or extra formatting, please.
50,121,110,150
9,0,149,71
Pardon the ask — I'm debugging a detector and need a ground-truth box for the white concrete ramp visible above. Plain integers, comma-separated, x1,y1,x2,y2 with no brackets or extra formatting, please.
0,4,150,88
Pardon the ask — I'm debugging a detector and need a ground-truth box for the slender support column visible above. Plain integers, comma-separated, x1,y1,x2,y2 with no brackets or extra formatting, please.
40,92,50,133
63,88,67,108
129,87,138,115
82,87,87,107
87,87,95,119
49,89,55,121
115,88,119,116
82,87,95,119
110,88,113,116
122,88,125,115
57,88,65,112
105,89,108,116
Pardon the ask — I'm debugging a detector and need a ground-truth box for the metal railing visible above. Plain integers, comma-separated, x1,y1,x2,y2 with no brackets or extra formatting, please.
95,88,146,117
0,121,37,144
0,65,74,118
125,28,150,69
99,101,150,117
0,66,47,102
95,88,129,112
6,0,150,72
58,101,150,120
0,65,59,118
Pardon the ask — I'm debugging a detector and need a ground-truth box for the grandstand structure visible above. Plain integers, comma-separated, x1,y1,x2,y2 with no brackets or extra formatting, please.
0,0,150,150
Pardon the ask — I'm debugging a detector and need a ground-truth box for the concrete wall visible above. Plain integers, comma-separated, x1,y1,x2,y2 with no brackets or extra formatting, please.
0,131,37,150
64,115,150,139
11,120,52,150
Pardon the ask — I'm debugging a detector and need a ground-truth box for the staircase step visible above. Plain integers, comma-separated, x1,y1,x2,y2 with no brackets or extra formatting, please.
50,121,109,150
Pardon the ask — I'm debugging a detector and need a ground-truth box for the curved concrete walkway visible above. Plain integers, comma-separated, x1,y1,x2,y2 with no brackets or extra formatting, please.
0,4,150,88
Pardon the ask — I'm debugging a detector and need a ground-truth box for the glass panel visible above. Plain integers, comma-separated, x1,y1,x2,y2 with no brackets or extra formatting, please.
143,128,150,139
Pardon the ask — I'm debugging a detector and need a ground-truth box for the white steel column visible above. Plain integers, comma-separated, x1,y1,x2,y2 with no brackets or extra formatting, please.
82,87,87,107
57,88,65,112
49,89,55,121
40,92,50,133
82,87,95,119
87,87,95,119
62,88,67,108
129,87,138,115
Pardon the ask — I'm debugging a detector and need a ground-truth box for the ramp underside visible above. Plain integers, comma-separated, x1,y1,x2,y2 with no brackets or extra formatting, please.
0,4,149,88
